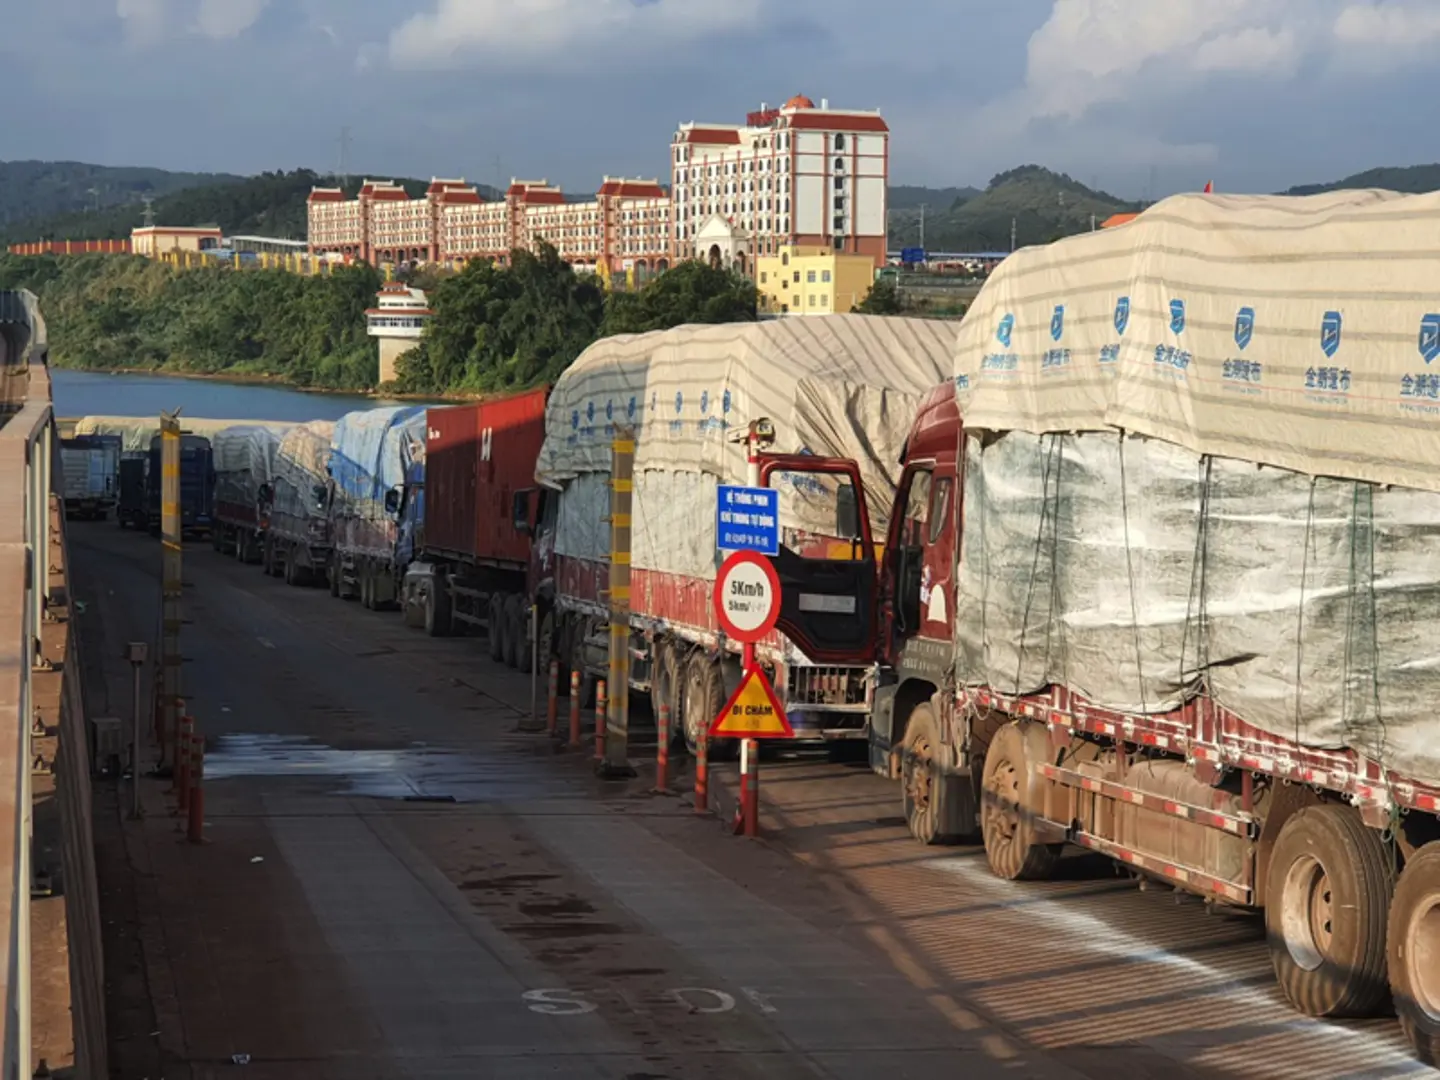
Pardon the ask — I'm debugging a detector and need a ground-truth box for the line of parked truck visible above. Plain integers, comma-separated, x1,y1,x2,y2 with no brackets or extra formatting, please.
65,190,1440,1067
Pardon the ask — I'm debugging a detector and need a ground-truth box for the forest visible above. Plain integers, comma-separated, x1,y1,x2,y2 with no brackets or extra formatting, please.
0,244,760,395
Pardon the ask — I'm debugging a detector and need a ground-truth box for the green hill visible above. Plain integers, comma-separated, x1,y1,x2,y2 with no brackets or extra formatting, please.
1,168,506,246
1283,163,1440,196
0,160,241,233
889,166,1137,252
888,184,981,211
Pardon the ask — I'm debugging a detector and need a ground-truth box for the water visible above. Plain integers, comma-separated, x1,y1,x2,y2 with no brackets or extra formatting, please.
50,368,448,423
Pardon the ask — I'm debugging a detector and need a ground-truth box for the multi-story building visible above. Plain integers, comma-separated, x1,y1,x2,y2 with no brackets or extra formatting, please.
306,94,887,275
755,245,877,316
309,177,670,274
671,95,890,272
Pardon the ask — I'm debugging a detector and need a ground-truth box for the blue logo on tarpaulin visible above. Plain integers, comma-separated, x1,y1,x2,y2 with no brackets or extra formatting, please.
1115,296,1130,336
1420,315,1440,364
627,396,637,419
571,409,579,430
674,391,684,414
1321,311,1343,358
1050,304,1065,341
1170,299,1186,335
650,391,658,413
996,313,1014,347
586,401,595,423
1235,306,1255,351
700,390,710,414
605,400,613,421
723,389,732,414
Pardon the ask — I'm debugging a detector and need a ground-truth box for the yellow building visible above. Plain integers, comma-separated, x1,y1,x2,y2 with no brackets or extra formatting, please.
755,245,876,316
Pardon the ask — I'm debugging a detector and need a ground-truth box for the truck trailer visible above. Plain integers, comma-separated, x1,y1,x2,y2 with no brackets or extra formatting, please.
399,387,548,648
145,433,215,537
771,190,1440,1065
212,424,288,563
59,434,120,519
326,406,427,605
263,420,335,586
533,316,956,753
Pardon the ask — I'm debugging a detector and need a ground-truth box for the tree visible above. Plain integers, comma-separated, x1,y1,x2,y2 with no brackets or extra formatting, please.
855,277,903,315
599,260,757,337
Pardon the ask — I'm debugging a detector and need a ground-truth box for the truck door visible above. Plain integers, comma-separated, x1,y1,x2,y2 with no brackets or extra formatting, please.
883,461,956,666
758,455,878,664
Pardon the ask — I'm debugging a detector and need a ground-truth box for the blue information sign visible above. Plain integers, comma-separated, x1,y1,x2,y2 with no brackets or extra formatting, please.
717,485,780,556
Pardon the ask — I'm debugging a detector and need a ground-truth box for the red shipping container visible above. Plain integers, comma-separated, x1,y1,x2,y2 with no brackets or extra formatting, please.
424,386,549,566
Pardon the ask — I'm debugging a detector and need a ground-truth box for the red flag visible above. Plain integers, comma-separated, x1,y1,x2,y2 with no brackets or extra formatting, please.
1203,181,1214,194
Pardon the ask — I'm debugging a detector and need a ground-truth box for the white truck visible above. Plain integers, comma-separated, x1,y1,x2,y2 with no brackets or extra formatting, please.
60,435,120,520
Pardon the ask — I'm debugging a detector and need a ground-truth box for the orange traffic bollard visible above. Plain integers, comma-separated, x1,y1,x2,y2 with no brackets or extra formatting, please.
594,680,607,761
187,731,205,844
545,661,559,737
694,734,708,814
568,670,582,748
654,701,671,793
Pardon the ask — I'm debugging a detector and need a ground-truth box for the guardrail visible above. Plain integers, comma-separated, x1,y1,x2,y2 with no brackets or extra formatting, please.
0,290,53,1080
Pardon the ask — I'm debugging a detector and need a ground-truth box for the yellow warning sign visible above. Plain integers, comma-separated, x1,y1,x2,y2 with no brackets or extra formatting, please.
709,668,795,739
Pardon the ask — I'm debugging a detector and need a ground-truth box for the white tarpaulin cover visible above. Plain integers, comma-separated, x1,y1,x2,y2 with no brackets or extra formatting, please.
955,192,1440,786
212,425,284,515
73,416,293,454
270,420,335,538
537,315,958,579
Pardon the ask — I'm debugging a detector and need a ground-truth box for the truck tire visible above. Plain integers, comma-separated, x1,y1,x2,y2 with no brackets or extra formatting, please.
488,594,506,662
682,653,725,758
424,576,452,637
653,641,683,749
503,595,523,669
284,546,302,587
1389,841,1440,1065
980,721,1061,881
902,705,964,846
1265,803,1393,1018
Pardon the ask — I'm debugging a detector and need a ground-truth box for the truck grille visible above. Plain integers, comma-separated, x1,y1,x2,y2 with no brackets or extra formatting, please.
786,665,869,708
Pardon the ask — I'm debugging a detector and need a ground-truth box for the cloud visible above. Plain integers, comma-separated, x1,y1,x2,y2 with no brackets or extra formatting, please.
1333,2,1440,46
194,0,272,38
116,0,175,44
388,0,764,70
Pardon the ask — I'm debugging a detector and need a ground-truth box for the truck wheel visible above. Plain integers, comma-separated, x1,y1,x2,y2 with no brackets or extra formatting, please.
902,705,963,846
980,722,1061,881
1390,842,1440,1065
424,577,452,637
1265,804,1393,1018
652,641,681,749
487,594,506,662
682,653,725,757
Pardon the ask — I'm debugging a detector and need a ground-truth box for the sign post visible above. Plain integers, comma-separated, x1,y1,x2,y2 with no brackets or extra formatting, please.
710,550,792,838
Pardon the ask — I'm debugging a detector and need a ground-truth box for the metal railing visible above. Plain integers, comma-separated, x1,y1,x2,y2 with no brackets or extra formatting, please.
0,289,54,1080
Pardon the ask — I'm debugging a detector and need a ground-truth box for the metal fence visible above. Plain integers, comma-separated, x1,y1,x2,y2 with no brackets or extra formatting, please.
0,292,54,1079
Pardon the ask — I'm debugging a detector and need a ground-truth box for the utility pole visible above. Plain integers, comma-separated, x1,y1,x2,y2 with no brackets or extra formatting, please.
159,411,183,776
918,203,927,251
492,154,504,199
1011,217,1017,252
141,196,156,229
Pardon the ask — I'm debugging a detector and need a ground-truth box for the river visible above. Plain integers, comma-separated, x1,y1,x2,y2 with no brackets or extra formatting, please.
50,369,447,423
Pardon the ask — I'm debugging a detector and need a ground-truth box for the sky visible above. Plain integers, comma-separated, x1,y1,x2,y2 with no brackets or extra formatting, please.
3,0,1439,198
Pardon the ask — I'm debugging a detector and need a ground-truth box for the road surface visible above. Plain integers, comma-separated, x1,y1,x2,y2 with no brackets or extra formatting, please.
68,520,1430,1079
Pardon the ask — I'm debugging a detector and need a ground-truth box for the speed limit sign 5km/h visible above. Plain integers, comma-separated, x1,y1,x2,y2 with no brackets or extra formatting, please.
713,549,782,644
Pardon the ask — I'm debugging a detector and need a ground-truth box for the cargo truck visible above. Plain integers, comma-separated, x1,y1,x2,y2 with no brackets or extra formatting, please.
115,456,147,530
145,433,215,537
59,435,120,519
212,424,287,563
326,406,427,604
262,420,335,586
533,316,956,754
397,387,549,651
770,192,1440,1065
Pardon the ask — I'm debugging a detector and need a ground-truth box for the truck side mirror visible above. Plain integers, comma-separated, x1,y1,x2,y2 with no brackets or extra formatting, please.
312,484,329,511
384,487,401,514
